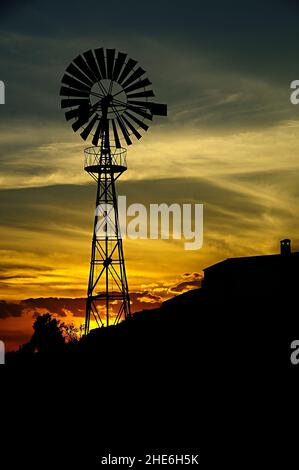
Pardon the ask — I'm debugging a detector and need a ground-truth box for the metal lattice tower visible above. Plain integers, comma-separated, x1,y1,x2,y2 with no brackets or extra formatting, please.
60,47,167,332
84,144,130,330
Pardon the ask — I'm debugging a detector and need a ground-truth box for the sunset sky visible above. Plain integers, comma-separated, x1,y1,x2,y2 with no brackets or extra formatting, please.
1,0,299,349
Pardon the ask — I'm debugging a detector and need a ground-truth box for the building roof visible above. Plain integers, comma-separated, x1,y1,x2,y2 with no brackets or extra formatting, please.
203,252,299,273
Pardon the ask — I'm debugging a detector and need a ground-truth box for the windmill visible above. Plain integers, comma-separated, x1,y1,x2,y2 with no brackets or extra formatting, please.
60,48,167,333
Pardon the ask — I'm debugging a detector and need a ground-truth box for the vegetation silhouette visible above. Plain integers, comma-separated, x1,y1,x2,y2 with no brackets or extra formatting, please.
4,241,299,467
31,313,65,353
6,239,299,374
13,313,81,362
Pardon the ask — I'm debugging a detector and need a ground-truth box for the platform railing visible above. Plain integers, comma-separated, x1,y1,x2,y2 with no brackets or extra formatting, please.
84,146,127,173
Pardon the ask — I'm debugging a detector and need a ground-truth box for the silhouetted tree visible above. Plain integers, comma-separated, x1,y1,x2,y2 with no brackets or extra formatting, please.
63,322,79,343
18,341,34,355
30,313,66,354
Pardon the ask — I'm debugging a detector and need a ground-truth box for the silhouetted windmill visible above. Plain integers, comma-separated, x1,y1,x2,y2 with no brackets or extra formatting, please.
60,48,167,333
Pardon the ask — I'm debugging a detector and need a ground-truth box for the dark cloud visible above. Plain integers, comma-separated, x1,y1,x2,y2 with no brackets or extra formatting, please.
168,273,203,295
130,292,162,312
1,175,298,265
0,184,93,239
0,293,163,321
168,280,202,294
0,275,34,280
0,300,23,319
0,277,199,321
0,0,298,132
22,297,86,318
0,264,54,272
22,294,163,316
0,177,259,248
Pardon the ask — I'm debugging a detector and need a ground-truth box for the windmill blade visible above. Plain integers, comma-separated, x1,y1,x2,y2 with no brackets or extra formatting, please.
72,103,91,131
126,100,152,107
72,115,89,132
73,55,97,83
112,119,121,148
116,117,132,145
127,101,168,116
83,50,102,81
123,111,149,131
66,63,93,87
80,114,99,140
123,78,152,94
61,98,89,109
95,48,107,79
106,49,116,79
60,86,90,98
126,90,155,99
118,58,138,85
126,104,152,121
121,115,142,140
62,73,90,92
65,107,80,121
113,52,127,81
147,103,168,116
121,67,146,89
92,118,104,146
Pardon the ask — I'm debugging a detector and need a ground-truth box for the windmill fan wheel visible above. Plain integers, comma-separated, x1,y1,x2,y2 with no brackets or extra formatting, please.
60,47,167,148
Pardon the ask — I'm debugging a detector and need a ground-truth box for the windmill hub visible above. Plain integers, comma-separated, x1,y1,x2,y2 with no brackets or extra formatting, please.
101,94,113,107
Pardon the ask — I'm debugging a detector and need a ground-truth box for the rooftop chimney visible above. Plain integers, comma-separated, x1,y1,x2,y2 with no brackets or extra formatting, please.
280,238,291,256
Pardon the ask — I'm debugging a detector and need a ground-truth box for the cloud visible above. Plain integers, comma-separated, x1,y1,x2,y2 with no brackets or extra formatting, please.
131,292,162,310
1,165,299,301
0,293,161,325
0,275,34,280
21,297,86,317
1,0,299,181
0,300,23,319
0,273,202,322
168,273,202,295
